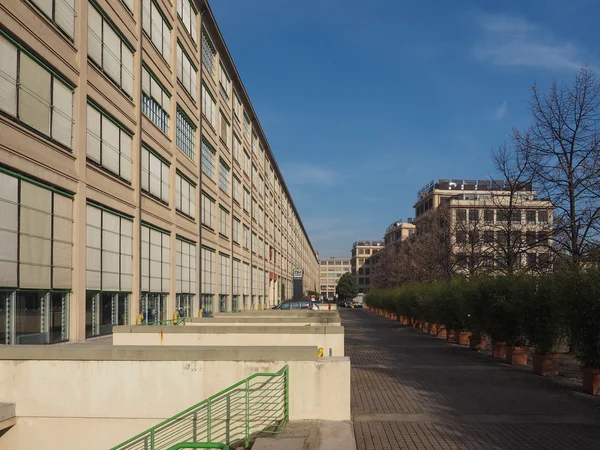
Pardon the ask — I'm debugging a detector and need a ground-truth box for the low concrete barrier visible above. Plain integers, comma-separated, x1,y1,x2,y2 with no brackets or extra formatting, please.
0,346,350,450
188,316,342,327
112,325,345,357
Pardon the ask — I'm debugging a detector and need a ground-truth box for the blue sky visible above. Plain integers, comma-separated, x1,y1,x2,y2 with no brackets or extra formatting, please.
209,0,600,257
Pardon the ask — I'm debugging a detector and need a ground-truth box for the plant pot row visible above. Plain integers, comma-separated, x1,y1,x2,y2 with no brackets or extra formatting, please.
368,309,600,395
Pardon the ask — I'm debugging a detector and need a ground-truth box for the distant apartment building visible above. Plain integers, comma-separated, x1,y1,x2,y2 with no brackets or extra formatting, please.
319,258,351,300
0,0,319,345
413,179,553,274
351,241,384,293
383,220,416,257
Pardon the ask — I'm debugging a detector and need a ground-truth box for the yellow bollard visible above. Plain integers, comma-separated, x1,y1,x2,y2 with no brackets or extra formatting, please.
198,308,203,318
318,348,324,357
136,313,143,324
173,310,179,325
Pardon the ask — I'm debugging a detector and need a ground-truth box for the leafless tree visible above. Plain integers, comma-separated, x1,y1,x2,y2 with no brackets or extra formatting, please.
516,66,600,270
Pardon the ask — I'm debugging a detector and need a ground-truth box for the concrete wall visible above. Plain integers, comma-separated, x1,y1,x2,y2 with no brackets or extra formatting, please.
112,326,345,357
0,346,350,450
188,316,341,327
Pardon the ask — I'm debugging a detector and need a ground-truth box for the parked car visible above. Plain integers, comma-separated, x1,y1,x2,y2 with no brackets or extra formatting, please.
352,302,363,308
338,299,352,308
272,300,320,310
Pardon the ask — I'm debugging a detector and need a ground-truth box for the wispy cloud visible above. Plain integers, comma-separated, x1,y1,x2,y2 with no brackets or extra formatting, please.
493,100,507,120
280,162,340,186
473,12,582,70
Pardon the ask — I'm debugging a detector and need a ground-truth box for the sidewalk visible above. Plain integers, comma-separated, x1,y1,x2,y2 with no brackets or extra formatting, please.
340,308,600,450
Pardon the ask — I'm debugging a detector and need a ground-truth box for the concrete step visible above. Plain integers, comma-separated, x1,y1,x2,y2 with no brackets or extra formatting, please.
0,403,16,432
249,421,356,450
252,437,306,450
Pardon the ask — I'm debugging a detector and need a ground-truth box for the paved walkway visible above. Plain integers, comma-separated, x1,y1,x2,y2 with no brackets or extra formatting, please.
340,308,600,450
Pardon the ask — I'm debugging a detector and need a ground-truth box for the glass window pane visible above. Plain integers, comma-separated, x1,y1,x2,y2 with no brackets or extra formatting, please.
0,35,17,116
19,54,51,135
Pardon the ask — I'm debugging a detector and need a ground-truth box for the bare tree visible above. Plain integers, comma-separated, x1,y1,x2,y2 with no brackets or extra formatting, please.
517,66,600,270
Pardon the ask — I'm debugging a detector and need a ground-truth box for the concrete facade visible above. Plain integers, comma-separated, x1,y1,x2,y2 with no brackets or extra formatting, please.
0,347,350,449
319,257,351,300
350,241,384,294
0,0,319,345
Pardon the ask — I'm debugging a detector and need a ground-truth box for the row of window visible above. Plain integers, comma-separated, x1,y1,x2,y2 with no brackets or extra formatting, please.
455,230,550,246
456,208,550,224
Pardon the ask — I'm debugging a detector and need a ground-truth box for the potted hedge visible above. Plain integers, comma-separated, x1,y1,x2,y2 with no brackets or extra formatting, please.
522,275,566,376
567,269,600,395
475,276,529,363
463,278,487,351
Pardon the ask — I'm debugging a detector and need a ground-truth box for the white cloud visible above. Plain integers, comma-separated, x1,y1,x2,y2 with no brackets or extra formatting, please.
493,100,507,120
474,12,582,71
280,162,340,186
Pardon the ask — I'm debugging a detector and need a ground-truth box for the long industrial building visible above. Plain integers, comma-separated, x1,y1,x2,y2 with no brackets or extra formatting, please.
0,0,319,345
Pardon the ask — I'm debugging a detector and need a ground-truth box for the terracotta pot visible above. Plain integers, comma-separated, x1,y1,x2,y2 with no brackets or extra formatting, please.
506,346,528,365
469,335,487,351
413,320,419,329
581,368,600,395
533,354,560,377
446,329,456,341
492,342,506,359
421,322,429,332
437,327,447,339
457,331,471,345
429,324,437,335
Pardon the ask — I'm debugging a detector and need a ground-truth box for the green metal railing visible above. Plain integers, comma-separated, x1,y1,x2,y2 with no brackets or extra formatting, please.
138,318,187,326
111,365,289,450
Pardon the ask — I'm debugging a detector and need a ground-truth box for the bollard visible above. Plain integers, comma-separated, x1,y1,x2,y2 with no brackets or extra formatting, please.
328,303,331,310
318,348,324,357
329,348,332,357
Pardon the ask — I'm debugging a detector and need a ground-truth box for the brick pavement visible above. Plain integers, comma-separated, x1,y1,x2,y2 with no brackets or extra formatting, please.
340,308,600,450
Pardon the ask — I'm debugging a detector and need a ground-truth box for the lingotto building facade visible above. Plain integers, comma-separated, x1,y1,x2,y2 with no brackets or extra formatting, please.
0,0,319,345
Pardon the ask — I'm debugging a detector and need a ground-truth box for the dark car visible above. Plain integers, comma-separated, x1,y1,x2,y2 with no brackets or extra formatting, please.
338,299,352,308
272,300,320,310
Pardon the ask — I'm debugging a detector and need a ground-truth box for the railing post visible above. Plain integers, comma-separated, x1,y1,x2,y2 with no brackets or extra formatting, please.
150,429,155,450
192,411,197,442
207,399,212,443
245,379,250,448
284,366,289,421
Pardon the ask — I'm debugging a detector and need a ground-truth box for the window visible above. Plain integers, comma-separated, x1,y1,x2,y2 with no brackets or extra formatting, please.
243,113,251,140
142,66,170,133
177,43,197,99
141,146,170,203
175,172,196,218
219,159,230,193
219,206,229,237
201,193,215,229
252,199,257,221
176,238,196,317
233,94,242,119
86,203,132,337
252,165,258,188
0,171,74,342
252,232,257,253
243,150,251,175
220,111,230,146
252,133,258,155
526,253,537,269
201,138,216,179
243,187,250,212
484,209,495,223
201,84,217,128
483,231,494,244
538,210,549,224
468,209,478,223
232,175,241,204
233,217,240,244
86,102,132,181
201,246,216,314
201,28,216,76
177,0,197,45
243,225,249,249
526,231,536,245
88,1,134,96
258,237,263,258
258,206,264,228
219,64,230,99
456,209,467,222
232,259,240,310
526,210,537,224
142,0,171,64
233,134,242,164
176,108,196,160
220,253,230,293
31,0,75,39
0,33,74,147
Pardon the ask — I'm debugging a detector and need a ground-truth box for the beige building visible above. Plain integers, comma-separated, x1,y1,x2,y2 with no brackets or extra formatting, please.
0,0,319,345
351,241,384,294
383,219,416,257
319,257,351,300
414,179,553,273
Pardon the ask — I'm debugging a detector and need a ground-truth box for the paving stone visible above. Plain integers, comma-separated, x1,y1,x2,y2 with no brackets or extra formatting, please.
340,309,600,450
